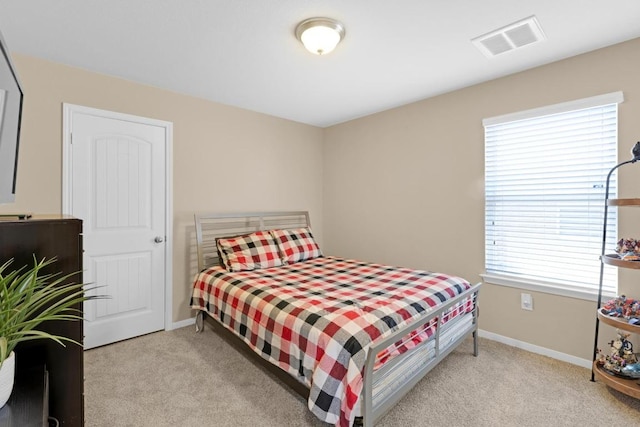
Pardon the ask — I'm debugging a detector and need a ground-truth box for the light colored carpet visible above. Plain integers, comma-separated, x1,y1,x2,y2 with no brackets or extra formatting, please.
84,326,640,426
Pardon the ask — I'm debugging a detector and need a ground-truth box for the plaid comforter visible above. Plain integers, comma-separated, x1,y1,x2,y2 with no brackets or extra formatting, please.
191,256,472,426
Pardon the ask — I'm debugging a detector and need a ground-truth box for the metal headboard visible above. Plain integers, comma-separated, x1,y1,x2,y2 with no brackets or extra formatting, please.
194,211,311,272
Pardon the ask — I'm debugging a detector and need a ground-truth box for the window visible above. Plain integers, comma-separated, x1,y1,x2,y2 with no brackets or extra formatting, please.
483,92,623,299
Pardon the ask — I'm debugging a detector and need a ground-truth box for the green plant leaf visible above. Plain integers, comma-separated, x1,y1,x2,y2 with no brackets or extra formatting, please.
0,337,6,366
0,256,103,363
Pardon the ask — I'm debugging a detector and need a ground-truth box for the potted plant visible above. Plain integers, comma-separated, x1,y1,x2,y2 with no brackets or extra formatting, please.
0,257,93,408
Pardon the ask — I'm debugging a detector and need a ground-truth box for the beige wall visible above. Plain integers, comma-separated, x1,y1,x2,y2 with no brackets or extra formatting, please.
5,38,640,361
323,37,640,361
0,54,324,323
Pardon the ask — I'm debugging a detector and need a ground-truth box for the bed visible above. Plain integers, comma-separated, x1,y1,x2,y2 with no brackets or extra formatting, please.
190,211,481,427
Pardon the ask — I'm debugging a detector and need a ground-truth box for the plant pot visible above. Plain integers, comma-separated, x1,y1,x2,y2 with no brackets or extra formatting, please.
0,351,15,408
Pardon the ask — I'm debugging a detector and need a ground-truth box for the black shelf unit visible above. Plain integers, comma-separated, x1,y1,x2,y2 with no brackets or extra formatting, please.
591,146,640,400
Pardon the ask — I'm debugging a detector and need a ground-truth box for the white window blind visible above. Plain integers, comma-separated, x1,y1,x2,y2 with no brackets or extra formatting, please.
484,93,622,296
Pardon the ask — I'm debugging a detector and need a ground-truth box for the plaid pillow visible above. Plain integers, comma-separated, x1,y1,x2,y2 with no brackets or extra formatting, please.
270,227,322,264
216,231,283,272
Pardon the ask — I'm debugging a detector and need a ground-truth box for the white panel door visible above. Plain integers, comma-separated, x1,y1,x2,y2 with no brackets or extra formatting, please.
71,112,167,349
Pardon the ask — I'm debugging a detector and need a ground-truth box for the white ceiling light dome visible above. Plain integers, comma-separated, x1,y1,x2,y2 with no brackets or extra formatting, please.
295,17,345,55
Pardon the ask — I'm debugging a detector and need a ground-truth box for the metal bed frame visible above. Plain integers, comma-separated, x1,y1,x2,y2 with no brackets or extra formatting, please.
193,211,481,427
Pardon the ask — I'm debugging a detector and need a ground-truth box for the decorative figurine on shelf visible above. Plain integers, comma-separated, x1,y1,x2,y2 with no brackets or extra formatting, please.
615,238,640,260
596,330,639,376
601,295,640,325
616,238,640,254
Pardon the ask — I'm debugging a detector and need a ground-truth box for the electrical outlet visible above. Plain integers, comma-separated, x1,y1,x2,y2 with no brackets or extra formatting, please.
521,293,533,311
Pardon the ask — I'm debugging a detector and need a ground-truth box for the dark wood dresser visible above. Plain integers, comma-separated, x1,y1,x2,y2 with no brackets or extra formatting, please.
0,216,84,426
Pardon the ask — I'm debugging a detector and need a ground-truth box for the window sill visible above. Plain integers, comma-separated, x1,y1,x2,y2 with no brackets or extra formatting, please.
480,273,616,302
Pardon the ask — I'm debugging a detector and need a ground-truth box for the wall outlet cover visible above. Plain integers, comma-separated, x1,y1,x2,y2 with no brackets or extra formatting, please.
521,293,533,310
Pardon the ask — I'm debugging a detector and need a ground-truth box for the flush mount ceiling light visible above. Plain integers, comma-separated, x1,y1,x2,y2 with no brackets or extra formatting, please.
295,17,345,55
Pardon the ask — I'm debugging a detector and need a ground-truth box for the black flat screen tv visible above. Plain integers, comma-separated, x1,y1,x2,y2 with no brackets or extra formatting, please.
0,28,23,204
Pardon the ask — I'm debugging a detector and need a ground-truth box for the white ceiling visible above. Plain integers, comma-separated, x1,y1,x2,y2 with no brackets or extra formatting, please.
1,1,639,127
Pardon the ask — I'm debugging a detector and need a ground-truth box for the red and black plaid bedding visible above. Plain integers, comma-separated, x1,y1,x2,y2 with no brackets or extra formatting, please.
191,256,472,427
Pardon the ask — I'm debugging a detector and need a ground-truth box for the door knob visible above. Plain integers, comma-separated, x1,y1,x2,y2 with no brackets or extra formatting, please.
154,236,164,243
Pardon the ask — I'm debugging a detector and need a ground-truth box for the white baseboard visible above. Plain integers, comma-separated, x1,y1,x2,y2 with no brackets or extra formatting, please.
478,329,592,369
165,322,591,368
168,317,196,331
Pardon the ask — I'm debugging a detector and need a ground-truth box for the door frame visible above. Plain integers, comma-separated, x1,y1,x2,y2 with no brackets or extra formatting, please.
61,103,174,333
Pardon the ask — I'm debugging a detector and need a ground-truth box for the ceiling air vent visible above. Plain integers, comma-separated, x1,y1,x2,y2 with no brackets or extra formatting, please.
472,15,546,58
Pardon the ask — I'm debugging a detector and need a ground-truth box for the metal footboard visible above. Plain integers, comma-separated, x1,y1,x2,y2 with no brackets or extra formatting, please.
361,281,481,427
